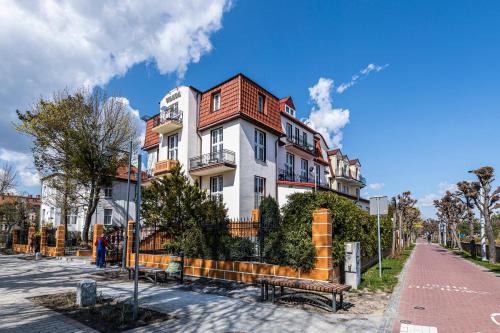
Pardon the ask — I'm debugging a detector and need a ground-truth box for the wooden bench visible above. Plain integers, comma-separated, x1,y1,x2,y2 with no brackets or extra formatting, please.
127,255,184,284
256,277,351,312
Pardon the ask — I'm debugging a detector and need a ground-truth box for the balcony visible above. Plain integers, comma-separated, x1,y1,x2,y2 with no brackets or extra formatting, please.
152,110,183,135
335,169,367,188
189,150,236,176
284,136,315,156
277,168,330,189
154,159,178,176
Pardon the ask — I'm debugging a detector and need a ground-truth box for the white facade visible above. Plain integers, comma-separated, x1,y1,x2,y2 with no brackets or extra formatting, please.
145,79,367,218
40,177,137,232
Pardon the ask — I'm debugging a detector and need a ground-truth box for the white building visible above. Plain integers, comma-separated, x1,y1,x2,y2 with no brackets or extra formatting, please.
143,74,369,218
40,166,141,231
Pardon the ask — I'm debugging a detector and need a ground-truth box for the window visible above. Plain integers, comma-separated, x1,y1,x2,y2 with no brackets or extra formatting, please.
104,209,113,225
302,132,307,147
67,210,77,225
50,207,55,220
212,92,221,111
315,165,321,186
210,176,223,201
285,105,295,117
285,153,295,181
258,93,266,113
104,187,113,198
254,129,266,161
167,134,178,160
286,123,293,139
294,128,300,143
300,159,309,182
254,176,266,208
211,128,223,159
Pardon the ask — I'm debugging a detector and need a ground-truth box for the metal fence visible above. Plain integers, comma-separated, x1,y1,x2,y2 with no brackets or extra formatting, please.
18,228,29,245
46,228,57,247
133,218,279,262
104,226,124,263
0,231,9,249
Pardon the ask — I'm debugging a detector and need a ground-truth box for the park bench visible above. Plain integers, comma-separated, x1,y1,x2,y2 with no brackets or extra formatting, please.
127,254,184,284
256,277,351,312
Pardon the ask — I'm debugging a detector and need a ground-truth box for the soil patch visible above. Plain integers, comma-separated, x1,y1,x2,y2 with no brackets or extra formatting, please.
29,292,171,333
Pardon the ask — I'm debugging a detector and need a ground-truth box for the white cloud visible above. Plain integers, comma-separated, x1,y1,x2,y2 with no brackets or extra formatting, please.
336,63,388,94
307,78,350,148
0,0,231,190
368,183,385,191
0,148,40,188
417,181,457,208
111,97,146,147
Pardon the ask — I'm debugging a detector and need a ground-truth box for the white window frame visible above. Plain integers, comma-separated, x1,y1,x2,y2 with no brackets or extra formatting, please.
254,129,266,162
104,187,113,198
300,159,309,182
67,210,78,225
211,127,223,158
103,208,113,225
254,176,266,208
213,92,221,111
286,123,293,139
285,105,295,117
286,153,295,180
258,93,265,113
210,176,223,202
167,133,178,160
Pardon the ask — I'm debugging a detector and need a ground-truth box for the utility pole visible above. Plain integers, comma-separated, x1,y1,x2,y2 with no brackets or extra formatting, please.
121,140,132,270
132,154,142,321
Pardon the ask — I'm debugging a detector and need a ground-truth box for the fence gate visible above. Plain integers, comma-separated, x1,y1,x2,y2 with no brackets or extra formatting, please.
104,226,124,264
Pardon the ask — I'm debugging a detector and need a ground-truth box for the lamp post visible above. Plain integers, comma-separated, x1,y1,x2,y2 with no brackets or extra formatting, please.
122,141,133,270
132,153,142,321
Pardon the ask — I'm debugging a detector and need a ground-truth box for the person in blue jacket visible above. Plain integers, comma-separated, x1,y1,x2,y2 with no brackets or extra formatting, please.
95,234,107,268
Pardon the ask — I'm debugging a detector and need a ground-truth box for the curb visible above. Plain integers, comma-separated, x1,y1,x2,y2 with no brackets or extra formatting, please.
379,244,417,333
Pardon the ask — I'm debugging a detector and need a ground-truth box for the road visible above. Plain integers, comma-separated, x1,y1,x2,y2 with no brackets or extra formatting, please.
393,240,500,333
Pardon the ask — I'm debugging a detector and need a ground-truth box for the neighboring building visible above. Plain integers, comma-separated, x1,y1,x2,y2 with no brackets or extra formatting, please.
40,166,144,231
143,73,369,217
0,194,41,231
327,149,369,211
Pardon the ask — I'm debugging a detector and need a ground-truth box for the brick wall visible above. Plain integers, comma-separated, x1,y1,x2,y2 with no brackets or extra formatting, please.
39,225,65,257
126,208,338,284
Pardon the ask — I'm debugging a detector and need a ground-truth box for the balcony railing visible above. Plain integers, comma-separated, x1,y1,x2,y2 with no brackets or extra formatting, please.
189,150,236,171
155,109,183,126
154,159,178,176
335,169,367,187
285,136,315,155
278,168,311,183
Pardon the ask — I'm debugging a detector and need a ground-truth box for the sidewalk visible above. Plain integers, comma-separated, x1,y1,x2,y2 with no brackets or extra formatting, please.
0,254,384,332
393,240,500,333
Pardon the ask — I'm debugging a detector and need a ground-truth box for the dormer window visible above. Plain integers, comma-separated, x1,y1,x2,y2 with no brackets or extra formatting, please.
285,105,295,117
258,93,266,113
212,92,221,111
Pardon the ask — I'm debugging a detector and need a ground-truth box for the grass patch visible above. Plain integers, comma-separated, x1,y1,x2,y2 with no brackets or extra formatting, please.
448,248,500,274
359,245,414,292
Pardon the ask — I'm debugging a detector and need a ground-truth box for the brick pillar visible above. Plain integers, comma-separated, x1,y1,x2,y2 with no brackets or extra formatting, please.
55,225,65,256
12,229,19,245
251,209,260,222
28,226,35,252
92,224,103,263
40,226,47,254
311,208,334,281
126,221,134,267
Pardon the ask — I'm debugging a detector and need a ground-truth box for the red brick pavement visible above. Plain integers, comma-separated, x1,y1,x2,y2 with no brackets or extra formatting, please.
393,240,500,333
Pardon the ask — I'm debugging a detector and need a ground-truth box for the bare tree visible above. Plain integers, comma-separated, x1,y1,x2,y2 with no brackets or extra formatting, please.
395,191,418,250
0,162,17,195
460,167,500,263
17,89,138,242
434,191,465,251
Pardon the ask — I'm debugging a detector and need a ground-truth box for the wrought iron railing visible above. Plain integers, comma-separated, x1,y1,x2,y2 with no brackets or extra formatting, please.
154,109,183,127
189,149,236,170
285,136,315,155
278,168,311,183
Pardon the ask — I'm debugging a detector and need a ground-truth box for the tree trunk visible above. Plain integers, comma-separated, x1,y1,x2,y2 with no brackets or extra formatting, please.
450,223,462,251
391,210,397,257
82,182,100,243
484,213,497,264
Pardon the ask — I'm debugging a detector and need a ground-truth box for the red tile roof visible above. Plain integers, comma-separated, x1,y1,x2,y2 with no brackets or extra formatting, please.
327,149,341,156
115,165,149,182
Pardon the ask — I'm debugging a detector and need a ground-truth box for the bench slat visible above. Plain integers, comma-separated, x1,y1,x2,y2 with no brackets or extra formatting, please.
256,277,351,293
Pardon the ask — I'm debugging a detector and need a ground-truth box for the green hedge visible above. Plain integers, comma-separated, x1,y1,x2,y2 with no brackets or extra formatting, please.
263,191,392,270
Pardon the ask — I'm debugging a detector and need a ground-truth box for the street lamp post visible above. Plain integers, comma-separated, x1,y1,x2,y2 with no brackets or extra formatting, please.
132,153,142,321
121,141,133,270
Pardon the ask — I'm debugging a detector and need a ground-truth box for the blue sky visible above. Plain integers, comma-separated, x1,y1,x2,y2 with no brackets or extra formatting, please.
1,1,499,217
